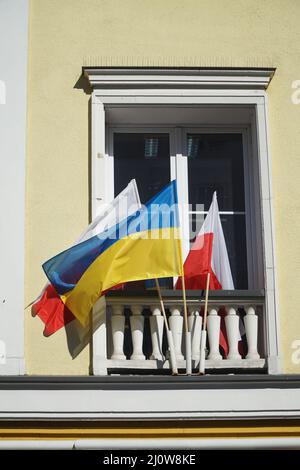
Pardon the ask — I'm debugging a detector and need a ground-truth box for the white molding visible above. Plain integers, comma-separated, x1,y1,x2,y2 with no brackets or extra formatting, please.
75,437,300,450
91,94,106,218
104,358,265,370
96,92,267,104
84,68,274,90
255,98,281,374
1,387,300,420
0,437,300,450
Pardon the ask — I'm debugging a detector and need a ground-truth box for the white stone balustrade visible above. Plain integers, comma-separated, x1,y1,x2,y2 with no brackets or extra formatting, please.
104,297,264,374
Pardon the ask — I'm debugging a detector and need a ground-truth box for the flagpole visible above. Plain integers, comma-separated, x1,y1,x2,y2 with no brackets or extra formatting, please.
181,272,192,375
89,308,94,375
155,279,178,375
199,272,210,375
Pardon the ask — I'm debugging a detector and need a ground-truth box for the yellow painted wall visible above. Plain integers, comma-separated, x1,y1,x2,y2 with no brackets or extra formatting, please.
25,0,300,374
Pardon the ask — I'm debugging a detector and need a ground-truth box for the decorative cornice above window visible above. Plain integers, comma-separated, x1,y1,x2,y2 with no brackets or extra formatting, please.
83,67,275,90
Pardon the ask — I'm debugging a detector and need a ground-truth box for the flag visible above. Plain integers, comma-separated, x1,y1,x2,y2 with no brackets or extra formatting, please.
176,191,235,357
43,180,183,326
32,179,141,337
31,284,74,337
176,191,234,290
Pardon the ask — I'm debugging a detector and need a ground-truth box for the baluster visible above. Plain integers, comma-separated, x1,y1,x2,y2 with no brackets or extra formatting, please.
207,307,222,361
244,306,260,359
169,307,184,361
111,305,126,360
130,305,145,361
188,310,202,361
150,306,164,361
225,307,241,360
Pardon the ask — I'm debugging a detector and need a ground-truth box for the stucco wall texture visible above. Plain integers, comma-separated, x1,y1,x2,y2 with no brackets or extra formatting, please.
25,0,300,374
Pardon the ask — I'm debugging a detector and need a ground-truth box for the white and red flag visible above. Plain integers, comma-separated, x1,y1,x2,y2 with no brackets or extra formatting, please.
176,191,234,291
176,192,239,357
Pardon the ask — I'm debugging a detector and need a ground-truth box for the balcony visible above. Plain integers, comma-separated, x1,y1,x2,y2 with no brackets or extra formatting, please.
93,290,266,375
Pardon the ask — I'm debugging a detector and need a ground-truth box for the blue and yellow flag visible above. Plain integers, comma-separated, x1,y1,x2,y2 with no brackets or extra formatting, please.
43,181,183,325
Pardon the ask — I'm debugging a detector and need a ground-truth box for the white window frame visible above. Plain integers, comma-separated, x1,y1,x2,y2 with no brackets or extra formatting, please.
85,68,280,375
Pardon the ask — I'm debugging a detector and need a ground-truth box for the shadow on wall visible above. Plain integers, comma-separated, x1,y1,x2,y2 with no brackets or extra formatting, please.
74,70,93,231
73,72,92,95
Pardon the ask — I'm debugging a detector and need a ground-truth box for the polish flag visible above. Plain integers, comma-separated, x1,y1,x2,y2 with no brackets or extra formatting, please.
176,191,234,291
176,192,236,357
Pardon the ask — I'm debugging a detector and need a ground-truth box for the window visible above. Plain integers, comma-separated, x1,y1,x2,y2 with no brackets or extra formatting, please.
108,126,258,290
86,68,280,374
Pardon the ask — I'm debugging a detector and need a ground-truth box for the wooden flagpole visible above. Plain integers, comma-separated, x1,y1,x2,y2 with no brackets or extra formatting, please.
199,272,211,374
155,279,178,375
89,308,94,375
181,272,192,375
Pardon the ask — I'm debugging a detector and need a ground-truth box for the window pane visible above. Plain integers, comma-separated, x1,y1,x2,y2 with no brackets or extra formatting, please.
187,133,245,211
188,133,247,289
220,214,248,289
114,132,172,291
190,213,248,289
114,133,170,203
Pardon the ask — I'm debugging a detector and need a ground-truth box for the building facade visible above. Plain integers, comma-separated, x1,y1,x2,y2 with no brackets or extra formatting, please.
1,0,300,449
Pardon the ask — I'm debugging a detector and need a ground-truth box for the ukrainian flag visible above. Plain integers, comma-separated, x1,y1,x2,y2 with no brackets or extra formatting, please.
43,181,183,326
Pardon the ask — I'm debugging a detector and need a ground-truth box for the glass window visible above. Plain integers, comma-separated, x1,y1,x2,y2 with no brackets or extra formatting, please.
114,133,170,203
187,133,247,289
187,133,245,211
